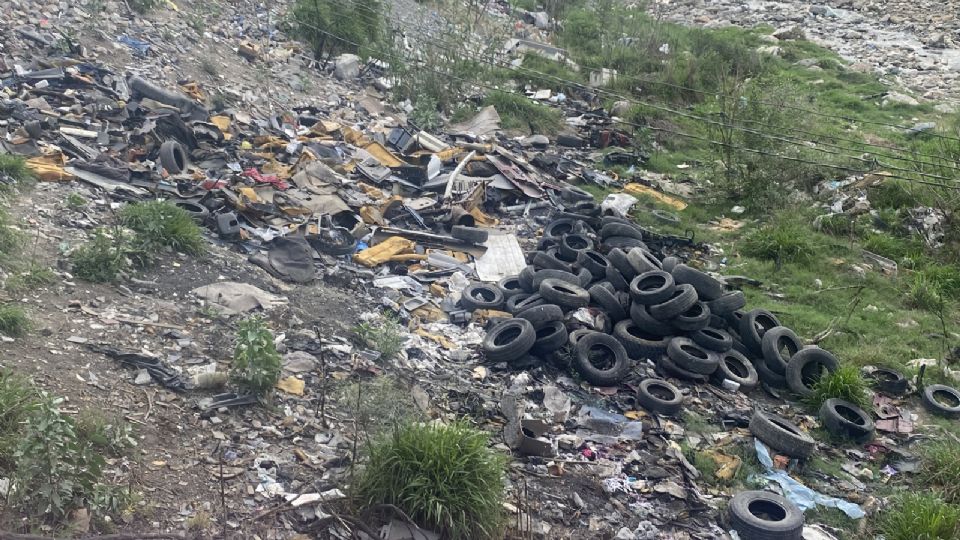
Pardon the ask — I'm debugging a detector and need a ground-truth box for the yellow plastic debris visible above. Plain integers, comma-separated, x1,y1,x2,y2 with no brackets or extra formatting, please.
416,327,456,350
430,283,445,297
469,207,499,226
276,376,305,396
359,205,385,226
210,115,232,140
623,183,688,210
26,154,74,182
703,450,742,481
353,236,416,267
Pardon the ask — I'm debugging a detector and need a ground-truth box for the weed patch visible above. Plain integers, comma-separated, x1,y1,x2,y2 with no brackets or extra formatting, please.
0,207,23,257
917,442,960,504
806,365,869,410
877,492,960,540
290,0,387,58
231,316,282,398
354,314,406,360
338,376,422,439
119,200,205,256
740,217,816,266
483,90,562,134
0,154,34,192
356,421,507,539
127,0,161,14
70,229,131,283
0,303,29,337
5,265,56,294
66,193,88,210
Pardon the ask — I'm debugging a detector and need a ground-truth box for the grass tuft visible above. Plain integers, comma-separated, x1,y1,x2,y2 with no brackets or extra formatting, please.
70,229,131,283
354,314,406,360
740,217,816,266
917,442,960,505
66,193,88,210
119,200,205,256
356,421,507,539
5,265,56,294
482,90,563,134
877,492,960,540
806,364,869,410
0,207,23,258
0,303,30,337
0,154,35,192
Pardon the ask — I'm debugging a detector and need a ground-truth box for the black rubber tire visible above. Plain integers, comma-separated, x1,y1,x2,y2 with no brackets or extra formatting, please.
313,227,357,256
159,140,187,173
661,256,680,273
461,283,504,311
600,222,644,241
651,209,681,224
531,268,581,291
451,225,488,244
537,237,559,252
749,411,815,458
667,337,719,375
577,250,610,279
575,267,593,288
671,301,711,332
518,266,536,293
589,283,627,321
568,328,594,347
544,218,576,239
553,212,598,230
756,359,788,389
482,318,536,362
172,199,209,223
505,293,532,314
725,310,747,336
709,314,729,331
819,398,875,443
572,200,601,217
739,309,782,358
606,248,637,281
657,354,708,383
760,326,803,375
711,350,759,392
708,291,746,316
510,294,545,314
559,234,593,260
498,276,524,299
629,303,675,337
532,251,572,272
530,320,568,355
728,490,804,540
691,327,733,352
602,236,648,252
923,384,960,417
560,185,594,202
515,304,563,330
630,270,676,305
648,284,698,321
573,333,630,386
636,379,683,416
600,215,634,227
548,246,577,264
671,264,723,301
613,319,671,360
785,347,839,397
539,279,590,309
627,248,662,275
869,367,909,395
605,266,630,292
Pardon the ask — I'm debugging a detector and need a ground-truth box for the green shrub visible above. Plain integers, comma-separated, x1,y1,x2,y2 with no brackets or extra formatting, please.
410,95,442,132
290,0,387,58
75,410,137,457
917,442,960,504
877,493,960,540
483,90,562,134
70,229,131,283
863,233,923,262
356,421,507,539
0,303,30,337
0,154,35,192
119,200,205,256
231,316,282,398
740,218,816,266
868,180,924,210
806,365,869,410
354,314,405,360
66,193,87,210
0,370,41,469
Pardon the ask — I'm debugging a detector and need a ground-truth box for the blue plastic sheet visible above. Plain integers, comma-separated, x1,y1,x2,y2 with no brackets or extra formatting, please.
754,438,865,519
117,35,151,56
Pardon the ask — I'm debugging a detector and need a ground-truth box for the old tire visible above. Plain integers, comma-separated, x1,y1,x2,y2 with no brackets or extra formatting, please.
761,326,804,375
708,291,746,316
869,367,908,395
657,354,708,383
568,328,594,348
589,283,627,321
510,294,545,314
559,233,593,260
712,350,759,392
461,283,504,311
728,490,804,540
515,304,563,330
661,256,679,273
498,276,525,299
923,384,960,417
532,251,572,272
672,264,723,301
573,333,630,386
531,320,568,355
756,359,788,389
561,185,593,202
505,293,532,314
482,319,536,362
606,248,637,281
739,309,781,358
819,398,874,443
627,248,662,275
613,319,670,360
667,337,719,375
749,411,815,458
451,225,488,244
629,302,675,337
605,265,630,292
159,140,187,174
602,236,647,252
543,218,576,239
518,265,537,292
539,279,590,309
648,284,698,321
630,270,676,305
691,327,733,352
531,268,580,290
578,250,610,280
671,301,711,332
601,222,644,241
636,379,683,415
785,347,839,397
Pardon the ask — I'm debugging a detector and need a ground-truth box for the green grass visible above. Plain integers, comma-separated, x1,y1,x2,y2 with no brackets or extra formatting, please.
0,304,30,337
0,207,22,258
740,217,817,266
917,442,960,505
0,370,40,469
119,200,205,256
482,90,562,134
357,421,507,539
71,229,131,283
66,193,87,210
806,365,869,410
0,154,35,192
805,507,859,539
5,265,56,294
353,314,406,360
877,492,960,540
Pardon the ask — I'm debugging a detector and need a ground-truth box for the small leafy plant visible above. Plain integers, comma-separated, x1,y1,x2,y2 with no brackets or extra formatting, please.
353,314,405,360
231,316,282,397
119,200,205,256
0,154,35,193
0,303,30,336
356,421,507,539
70,229,132,283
